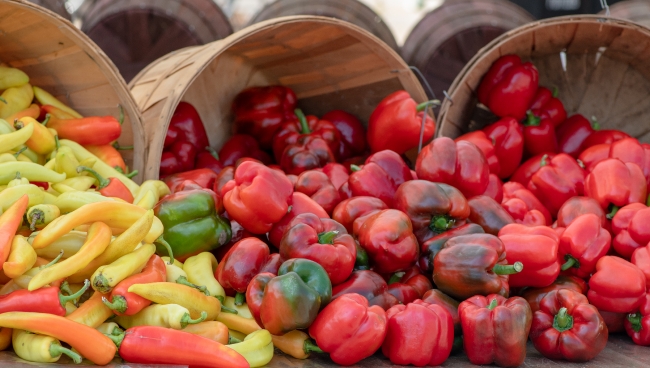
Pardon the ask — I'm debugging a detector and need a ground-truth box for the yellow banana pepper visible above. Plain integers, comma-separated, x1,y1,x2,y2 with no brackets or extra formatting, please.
0,184,45,211
66,292,113,328
29,231,85,259
183,252,226,300
0,83,33,119
0,66,29,89
3,235,37,279
0,161,65,185
226,329,274,368
223,297,254,319
0,122,33,153
182,321,229,344
114,304,207,330
91,243,155,294
59,176,95,191
133,180,170,204
32,86,82,119
14,117,55,155
12,330,82,364
135,189,156,209
127,282,222,320
96,322,122,336
27,204,60,231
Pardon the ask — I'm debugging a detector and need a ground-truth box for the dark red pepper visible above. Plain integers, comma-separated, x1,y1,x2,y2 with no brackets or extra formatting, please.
483,117,524,179
163,102,209,150
419,223,485,273
455,131,500,175
520,275,588,313
348,150,412,208
218,134,272,166
528,87,567,127
523,114,559,157
385,266,432,304
164,168,218,193
482,173,504,203
160,141,197,176
294,170,341,215
556,196,607,228
332,270,399,310
332,196,388,234
194,147,224,174
280,135,336,175
273,109,340,162
556,114,598,158
467,195,514,236
322,110,367,160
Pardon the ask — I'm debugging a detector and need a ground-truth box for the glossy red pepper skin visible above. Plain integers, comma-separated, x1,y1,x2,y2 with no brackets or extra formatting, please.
382,300,453,366
159,141,197,176
422,289,462,353
48,115,121,146
530,289,608,362
232,86,297,149
321,163,349,190
581,129,631,151
279,213,356,285
482,174,504,203
348,150,412,208
268,192,329,247
510,153,553,186
433,234,519,300
280,135,336,175
600,310,626,333
523,116,559,157
498,224,560,288
467,195,514,236
332,196,388,234
245,272,273,328
394,180,469,244
556,196,607,228
294,170,341,215
218,134,272,166
215,238,280,294
105,255,167,316
611,203,650,259
585,158,647,211
578,143,609,172
625,293,650,345
477,54,539,120
416,137,490,198
331,270,399,310
608,138,650,186
367,90,435,155
483,117,524,179
273,112,340,162
520,275,588,313
309,293,387,366
322,110,367,160
164,168,218,194
164,102,209,150
632,245,650,290
501,182,552,225
356,209,418,274
588,256,646,313
529,87,567,127
559,213,611,279
385,267,432,304
0,287,70,316
455,131,500,174
222,161,293,234
556,114,597,158
195,148,224,174
419,223,484,273
528,153,586,215
459,294,532,367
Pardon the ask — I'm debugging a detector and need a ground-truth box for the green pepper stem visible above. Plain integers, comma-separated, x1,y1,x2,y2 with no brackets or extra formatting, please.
388,272,405,285
0,96,7,104
606,204,620,220
216,295,225,304
105,331,124,348
206,146,219,160
181,311,207,328
102,295,127,314
350,164,361,172
552,86,559,98
59,281,72,296
112,142,134,150
110,327,123,336
59,279,90,306
155,236,174,264
540,154,548,167
492,261,523,275
234,292,246,306
524,110,541,127
303,339,324,354
29,210,44,231
430,215,454,233
77,166,109,189
591,116,600,131
294,109,311,135
647,194,650,207
229,335,242,344
416,100,441,112
125,170,139,179
41,114,51,126
42,250,64,269
50,343,82,363
628,313,642,333
176,276,208,295
487,298,498,310
553,307,574,332
317,231,339,245
561,256,579,271
220,305,239,314
12,146,27,158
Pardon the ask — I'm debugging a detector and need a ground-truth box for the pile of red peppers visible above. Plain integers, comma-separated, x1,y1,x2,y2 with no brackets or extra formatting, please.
155,57,650,366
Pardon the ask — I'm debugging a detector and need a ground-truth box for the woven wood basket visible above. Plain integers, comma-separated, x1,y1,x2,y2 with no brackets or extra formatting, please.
438,15,650,143
0,0,144,181
129,16,428,180
600,0,650,28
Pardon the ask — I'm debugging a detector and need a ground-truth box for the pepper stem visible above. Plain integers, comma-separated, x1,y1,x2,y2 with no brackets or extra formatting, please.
155,236,174,264
50,343,82,364
430,214,455,233
42,250,64,269
77,166,109,189
41,114,51,126
105,331,124,348
487,298,498,310
540,154,549,167
552,86,559,98
553,307,574,332
561,255,579,271
112,142,134,150
102,295,128,313
492,261,523,275
350,164,361,172
628,313,642,333
206,146,219,160
524,110,541,126
416,100,441,112
0,96,7,104
318,231,339,245
229,335,242,344
304,339,324,354
180,311,207,328
388,272,405,285
606,204,620,220
118,105,124,125
591,116,600,131
59,279,90,306
294,109,311,135
220,305,239,314
54,134,60,150
59,281,73,296
176,276,208,295
647,194,650,207
12,146,27,158
235,292,246,306
29,210,43,231
216,295,225,304
125,169,139,179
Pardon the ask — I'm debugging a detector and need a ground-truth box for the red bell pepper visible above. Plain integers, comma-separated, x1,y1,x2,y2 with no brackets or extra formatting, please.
194,147,224,174
556,114,598,158
348,150,412,208
267,192,329,247
632,245,650,290
77,166,134,203
523,113,559,157
483,117,524,179
530,289,608,362
588,256,646,313
433,234,523,300
528,86,567,127
385,266,432,304
421,289,462,353
556,196,607,228
367,90,435,155
47,115,121,146
279,213,356,285
322,110,367,160
510,153,553,185
232,85,297,149
416,137,490,198
611,203,650,259
309,293,387,366
498,224,560,288
455,131,500,174
218,134,272,166
459,294,532,367
356,209,419,274
165,168,218,193
280,135,336,175
527,153,586,215
585,158,647,213
331,270,399,310
394,180,469,244
163,102,209,150
599,310,626,333
467,195,514,236
578,143,610,171
332,196,388,234
625,293,650,345
482,173,504,203
520,275,588,313
273,109,340,161
294,170,341,215
321,162,349,190
382,300,453,366
559,213,611,279
608,138,650,186
581,129,630,151
419,223,484,273
222,161,293,234
477,54,539,120
160,141,197,176
501,182,551,225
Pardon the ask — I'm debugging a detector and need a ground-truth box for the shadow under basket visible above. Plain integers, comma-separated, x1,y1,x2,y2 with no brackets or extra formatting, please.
438,15,650,142
129,15,428,180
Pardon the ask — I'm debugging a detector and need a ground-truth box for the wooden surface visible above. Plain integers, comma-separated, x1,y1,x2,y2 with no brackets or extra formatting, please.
601,0,650,28
0,333,646,367
26,0,69,20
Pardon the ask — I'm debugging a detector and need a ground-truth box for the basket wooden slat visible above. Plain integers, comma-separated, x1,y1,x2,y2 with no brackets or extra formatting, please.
600,0,650,28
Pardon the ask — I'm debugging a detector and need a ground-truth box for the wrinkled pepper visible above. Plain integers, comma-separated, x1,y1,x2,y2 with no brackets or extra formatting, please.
268,192,329,247
273,109,339,162
332,196,387,235
331,270,399,310
419,223,485,273
585,158,647,212
501,182,552,225
527,153,586,215
347,150,411,208
294,170,341,214
520,275,588,313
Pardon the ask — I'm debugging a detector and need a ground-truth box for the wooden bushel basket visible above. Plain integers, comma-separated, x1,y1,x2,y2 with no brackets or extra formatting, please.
600,0,650,28
0,0,144,181
438,15,650,142
129,16,428,181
